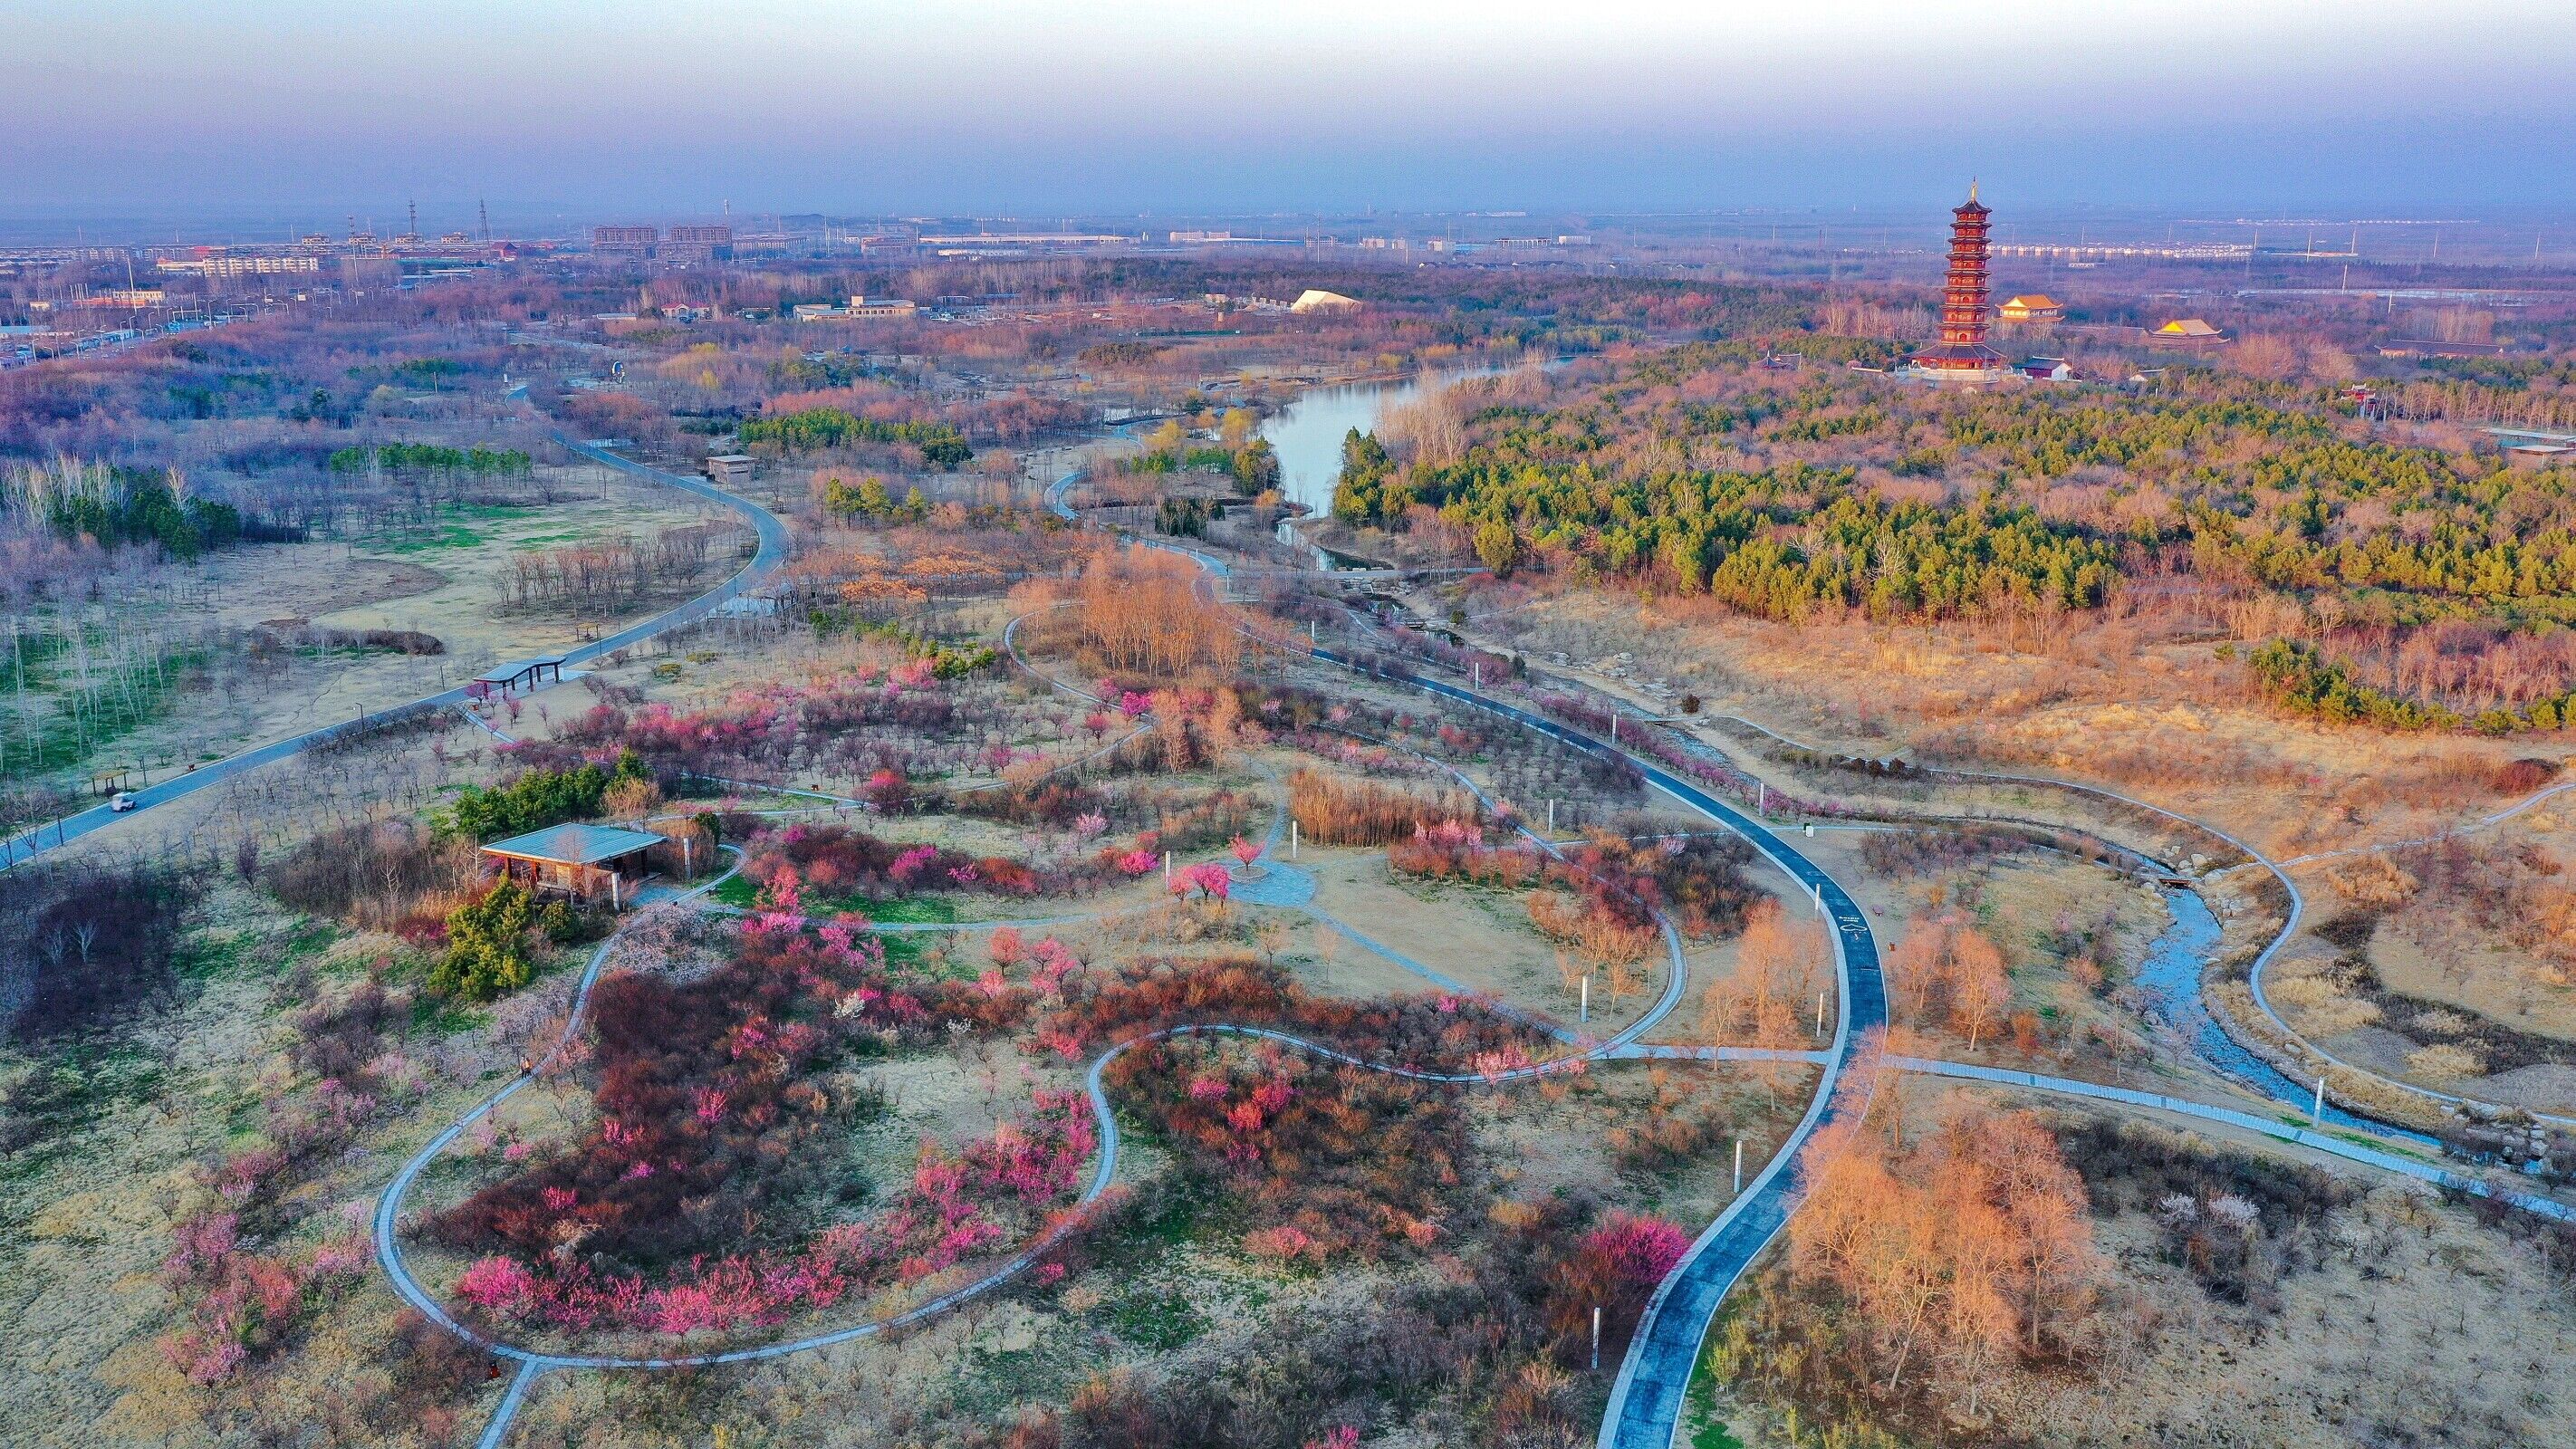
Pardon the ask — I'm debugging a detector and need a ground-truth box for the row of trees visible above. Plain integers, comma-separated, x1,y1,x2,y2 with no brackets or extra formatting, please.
495,523,734,616
1336,427,2117,619
438,752,652,841
5,456,244,561
1759,1094,2107,1425
325,443,533,478
739,407,973,469
1073,548,1240,677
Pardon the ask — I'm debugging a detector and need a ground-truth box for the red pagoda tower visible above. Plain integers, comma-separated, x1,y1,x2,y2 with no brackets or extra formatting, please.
1910,181,2007,380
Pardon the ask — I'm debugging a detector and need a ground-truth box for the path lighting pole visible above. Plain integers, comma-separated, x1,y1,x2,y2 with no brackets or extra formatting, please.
1547,798,1556,834
1581,975,1590,1024
1735,1137,1745,1195
1162,851,1171,885
1816,991,1827,1039
1290,820,1298,859
1591,1305,1601,1371
2312,1075,2327,1127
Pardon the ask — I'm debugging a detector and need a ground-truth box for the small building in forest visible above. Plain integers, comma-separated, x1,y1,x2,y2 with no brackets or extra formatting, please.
477,823,668,908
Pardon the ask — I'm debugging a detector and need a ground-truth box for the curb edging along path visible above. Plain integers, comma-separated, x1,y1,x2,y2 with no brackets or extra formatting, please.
1051,472,1896,1448
1297,647,1892,1449
0,436,792,870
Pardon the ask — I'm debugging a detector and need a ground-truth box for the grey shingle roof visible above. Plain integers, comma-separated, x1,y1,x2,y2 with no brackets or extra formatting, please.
478,822,666,866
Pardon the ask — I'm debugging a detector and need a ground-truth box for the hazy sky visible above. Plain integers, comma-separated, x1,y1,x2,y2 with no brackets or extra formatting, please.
7,0,2575,228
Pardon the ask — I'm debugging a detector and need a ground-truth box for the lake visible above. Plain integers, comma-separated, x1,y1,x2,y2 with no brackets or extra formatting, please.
1259,368,1491,516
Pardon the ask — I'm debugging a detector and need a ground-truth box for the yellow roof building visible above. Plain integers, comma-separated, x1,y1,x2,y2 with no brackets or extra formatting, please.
1998,294,2062,321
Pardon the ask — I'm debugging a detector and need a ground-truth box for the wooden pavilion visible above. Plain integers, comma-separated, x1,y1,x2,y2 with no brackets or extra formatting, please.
477,823,665,908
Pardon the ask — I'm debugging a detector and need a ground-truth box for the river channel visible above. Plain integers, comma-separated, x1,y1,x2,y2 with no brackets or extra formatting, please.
2133,886,2441,1147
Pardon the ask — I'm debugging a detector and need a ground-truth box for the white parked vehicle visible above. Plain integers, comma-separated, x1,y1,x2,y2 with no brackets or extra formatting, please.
111,792,137,812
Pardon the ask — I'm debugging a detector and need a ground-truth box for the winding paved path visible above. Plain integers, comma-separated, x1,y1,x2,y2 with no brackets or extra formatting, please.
0,436,792,870
401,455,2571,1447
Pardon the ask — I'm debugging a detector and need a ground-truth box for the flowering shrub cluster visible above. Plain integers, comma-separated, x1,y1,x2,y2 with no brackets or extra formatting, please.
159,1208,376,1385
426,899,1114,1341
1548,829,1762,941
1387,818,1543,888
744,821,1053,900
1110,1034,1459,1260
450,1089,1097,1336
1169,861,1232,900
1289,767,1485,847
155,970,426,1386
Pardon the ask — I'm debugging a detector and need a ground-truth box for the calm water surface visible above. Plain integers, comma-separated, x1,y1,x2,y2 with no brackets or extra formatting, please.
2132,887,2439,1146
1259,369,1492,516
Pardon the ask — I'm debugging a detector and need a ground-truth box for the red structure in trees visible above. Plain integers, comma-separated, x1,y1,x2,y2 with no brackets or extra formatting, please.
1910,182,2007,380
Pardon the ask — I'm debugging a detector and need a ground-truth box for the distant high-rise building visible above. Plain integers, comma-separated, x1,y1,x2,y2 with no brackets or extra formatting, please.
663,225,732,262
1909,183,2007,381
592,226,658,256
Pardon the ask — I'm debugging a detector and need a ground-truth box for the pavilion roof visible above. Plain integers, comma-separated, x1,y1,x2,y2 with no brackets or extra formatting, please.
479,823,666,866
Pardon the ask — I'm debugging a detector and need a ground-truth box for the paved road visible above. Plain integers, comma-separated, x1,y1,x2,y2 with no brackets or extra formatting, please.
1607,674,2576,1135
1065,457,2576,1443
1288,647,1890,1449
0,437,791,870
1896,1057,2575,1223
1045,463,1891,1447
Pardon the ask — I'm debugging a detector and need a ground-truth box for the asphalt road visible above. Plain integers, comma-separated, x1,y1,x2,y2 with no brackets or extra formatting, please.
0,437,791,870
1284,647,1889,1449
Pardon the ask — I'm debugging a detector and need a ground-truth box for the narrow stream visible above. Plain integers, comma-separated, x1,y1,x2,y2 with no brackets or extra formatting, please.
2133,886,2440,1147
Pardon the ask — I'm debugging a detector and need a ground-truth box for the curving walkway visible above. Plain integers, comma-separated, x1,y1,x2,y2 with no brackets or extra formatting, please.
398,457,2570,1449
395,581,1707,1445
0,437,793,871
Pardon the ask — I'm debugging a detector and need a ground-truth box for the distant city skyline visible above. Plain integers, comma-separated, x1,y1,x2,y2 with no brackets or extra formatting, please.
7,0,2576,225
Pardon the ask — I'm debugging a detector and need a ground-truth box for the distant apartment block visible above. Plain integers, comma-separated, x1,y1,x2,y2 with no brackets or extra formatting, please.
664,225,733,261
157,254,322,280
592,226,658,255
